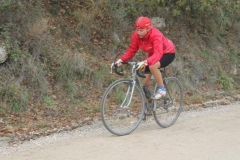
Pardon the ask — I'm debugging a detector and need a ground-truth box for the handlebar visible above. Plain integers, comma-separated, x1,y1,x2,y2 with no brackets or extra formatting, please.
111,62,146,78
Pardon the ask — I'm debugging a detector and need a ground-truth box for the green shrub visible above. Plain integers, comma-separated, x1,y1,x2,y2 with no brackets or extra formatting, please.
218,72,234,90
0,82,29,112
54,53,85,82
116,0,240,33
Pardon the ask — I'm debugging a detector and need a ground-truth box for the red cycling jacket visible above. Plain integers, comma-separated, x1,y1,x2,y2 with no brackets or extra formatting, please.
120,27,175,66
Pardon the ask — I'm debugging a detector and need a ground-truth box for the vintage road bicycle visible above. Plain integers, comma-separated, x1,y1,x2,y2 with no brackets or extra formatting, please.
100,62,183,136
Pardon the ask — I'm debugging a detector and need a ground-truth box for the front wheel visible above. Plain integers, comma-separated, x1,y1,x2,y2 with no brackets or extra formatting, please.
101,79,145,136
153,77,183,128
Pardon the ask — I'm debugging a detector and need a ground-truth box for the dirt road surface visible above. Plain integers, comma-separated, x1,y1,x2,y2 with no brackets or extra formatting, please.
0,103,240,160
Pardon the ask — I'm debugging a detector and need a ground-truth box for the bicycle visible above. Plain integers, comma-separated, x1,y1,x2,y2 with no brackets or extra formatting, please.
100,61,183,136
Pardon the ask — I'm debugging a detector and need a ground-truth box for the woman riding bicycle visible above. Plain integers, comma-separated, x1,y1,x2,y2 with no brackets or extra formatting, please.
115,16,176,99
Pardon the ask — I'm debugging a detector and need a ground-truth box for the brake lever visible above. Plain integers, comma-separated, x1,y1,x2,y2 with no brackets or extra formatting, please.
110,63,115,74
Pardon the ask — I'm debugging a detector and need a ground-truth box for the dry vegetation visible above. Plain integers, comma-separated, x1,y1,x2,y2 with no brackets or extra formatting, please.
0,0,239,143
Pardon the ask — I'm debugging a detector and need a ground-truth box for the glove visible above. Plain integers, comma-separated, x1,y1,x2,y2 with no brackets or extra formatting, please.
136,60,148,70
115,59,123,67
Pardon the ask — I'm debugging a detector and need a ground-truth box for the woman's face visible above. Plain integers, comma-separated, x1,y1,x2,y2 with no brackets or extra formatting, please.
136,28,149,38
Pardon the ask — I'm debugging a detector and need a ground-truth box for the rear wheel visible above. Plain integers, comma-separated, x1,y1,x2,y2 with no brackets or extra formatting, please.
101,79,145,136
153,77,183,128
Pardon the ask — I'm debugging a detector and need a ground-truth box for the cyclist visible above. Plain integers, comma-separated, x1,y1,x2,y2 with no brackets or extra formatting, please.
115,16,176,99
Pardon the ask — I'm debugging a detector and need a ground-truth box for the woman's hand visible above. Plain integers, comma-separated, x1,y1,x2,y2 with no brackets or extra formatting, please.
115,59,123,67
136,60,148,70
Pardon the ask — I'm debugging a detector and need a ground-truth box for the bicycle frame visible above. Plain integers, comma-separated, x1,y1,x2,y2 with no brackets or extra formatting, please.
111,62,176,111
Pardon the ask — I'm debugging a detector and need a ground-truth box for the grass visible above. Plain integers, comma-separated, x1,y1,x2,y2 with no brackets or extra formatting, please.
43,96,54,106
62,80,77,94
82,103,100,114
184,94,204,105
93,106,100,113
54,52,85,82
0,82,29,112
90,65,111,90
218,72,234,90
36,121,48,129
200,49,213,61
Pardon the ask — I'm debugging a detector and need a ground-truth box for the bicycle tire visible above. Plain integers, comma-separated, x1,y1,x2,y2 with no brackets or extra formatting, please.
101,79,145,136
153,77,183,128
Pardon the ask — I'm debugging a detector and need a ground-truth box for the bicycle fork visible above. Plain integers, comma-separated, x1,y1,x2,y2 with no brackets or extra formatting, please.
120,80,136,109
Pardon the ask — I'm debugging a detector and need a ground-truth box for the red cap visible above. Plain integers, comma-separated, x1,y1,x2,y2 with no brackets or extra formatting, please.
134,17,152,29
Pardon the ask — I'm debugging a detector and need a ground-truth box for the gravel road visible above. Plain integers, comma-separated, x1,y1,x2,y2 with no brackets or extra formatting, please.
0,102,240,160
